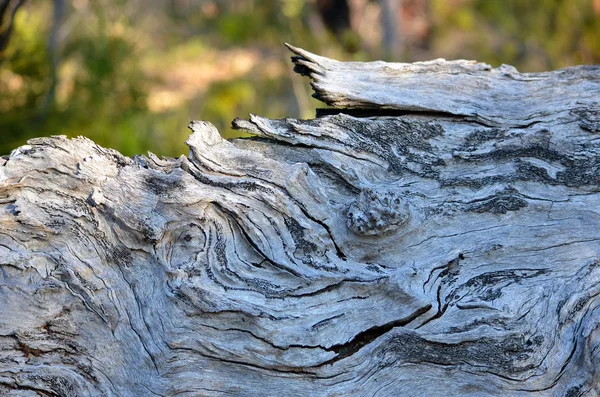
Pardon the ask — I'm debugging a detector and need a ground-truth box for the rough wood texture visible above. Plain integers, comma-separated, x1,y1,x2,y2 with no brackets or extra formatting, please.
1,46,600,396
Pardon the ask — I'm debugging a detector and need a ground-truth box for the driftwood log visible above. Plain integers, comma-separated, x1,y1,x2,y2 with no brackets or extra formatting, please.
1,45,600,396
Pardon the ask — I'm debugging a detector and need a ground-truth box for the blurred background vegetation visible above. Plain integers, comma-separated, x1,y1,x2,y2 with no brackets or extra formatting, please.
1,0,599,156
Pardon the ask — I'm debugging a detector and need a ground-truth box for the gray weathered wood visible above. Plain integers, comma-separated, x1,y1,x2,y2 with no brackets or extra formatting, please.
286,43,600,128
1,46,599,396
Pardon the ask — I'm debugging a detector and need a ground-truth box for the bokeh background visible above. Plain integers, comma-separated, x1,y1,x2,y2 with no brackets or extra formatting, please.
1,0,599,156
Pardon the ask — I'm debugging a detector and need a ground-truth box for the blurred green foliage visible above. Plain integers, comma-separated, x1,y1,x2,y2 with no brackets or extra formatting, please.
1,0,599,156
432,0,600,71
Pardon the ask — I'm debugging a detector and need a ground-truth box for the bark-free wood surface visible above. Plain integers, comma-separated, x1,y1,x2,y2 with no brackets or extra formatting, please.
1,46,599,396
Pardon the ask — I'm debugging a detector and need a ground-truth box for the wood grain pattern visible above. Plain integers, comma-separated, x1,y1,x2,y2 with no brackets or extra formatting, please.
1,46,599,396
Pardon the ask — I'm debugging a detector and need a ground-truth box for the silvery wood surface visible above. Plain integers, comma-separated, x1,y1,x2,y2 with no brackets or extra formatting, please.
1,45,599,396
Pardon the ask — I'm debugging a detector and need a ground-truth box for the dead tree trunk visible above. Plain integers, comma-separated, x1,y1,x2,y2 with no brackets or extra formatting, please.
1,45,600,396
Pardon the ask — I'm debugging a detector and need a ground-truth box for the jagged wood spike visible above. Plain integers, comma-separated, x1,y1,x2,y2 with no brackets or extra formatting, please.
0,46,599,396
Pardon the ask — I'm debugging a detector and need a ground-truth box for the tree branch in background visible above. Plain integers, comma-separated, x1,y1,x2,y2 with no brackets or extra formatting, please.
40,0,64,117
0,0,25,57
378,0,401,58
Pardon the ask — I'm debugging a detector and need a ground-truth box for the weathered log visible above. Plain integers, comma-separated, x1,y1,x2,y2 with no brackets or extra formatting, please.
1,45,600,396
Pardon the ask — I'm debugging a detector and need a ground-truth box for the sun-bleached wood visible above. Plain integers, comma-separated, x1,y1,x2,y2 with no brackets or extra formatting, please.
1,46,599,396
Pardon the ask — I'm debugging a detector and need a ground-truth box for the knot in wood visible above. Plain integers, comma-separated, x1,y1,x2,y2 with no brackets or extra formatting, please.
346,188,409,235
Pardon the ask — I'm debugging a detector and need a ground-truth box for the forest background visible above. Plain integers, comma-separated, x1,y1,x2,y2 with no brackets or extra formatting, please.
1,0,599,157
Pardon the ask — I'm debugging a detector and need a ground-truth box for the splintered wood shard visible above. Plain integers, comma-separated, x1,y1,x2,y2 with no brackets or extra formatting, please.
1,46,600,396
284,43,600,128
